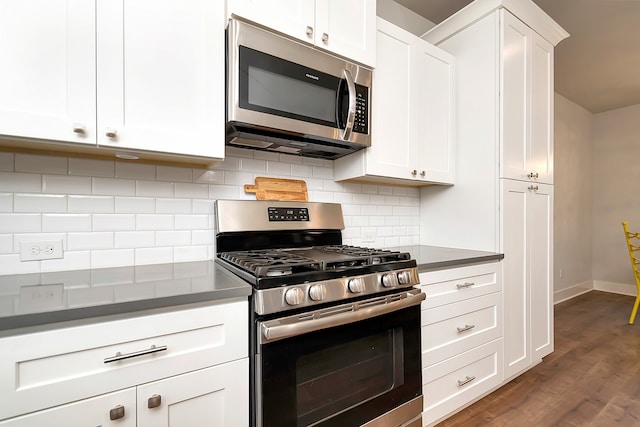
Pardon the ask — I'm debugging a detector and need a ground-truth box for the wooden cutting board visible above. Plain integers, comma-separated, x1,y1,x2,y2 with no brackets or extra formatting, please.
244,177,308,201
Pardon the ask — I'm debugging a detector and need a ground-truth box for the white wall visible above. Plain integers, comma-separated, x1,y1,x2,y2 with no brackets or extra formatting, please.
553,93,593,302
591,103,640,295
0,147,420,275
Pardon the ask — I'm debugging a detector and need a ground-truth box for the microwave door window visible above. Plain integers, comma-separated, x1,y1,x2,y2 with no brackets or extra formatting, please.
247,66,336,126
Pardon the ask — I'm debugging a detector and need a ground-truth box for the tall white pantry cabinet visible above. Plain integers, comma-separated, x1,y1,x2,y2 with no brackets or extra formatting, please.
419,0,568,396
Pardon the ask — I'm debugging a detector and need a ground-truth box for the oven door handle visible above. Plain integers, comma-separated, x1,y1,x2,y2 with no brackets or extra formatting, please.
260,289,425,343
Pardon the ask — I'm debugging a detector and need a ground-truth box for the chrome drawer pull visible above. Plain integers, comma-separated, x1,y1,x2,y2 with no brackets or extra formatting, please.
457,324,476,333
457,375,476,387
109,405,125,420
104,345,167,364
456,282,475,289
148,394,162,409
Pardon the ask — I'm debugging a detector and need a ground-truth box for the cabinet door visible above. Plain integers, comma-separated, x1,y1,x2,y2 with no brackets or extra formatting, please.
0,388,136,427
96,0,225,158
500,11,530,182
364,19,414,179
501,179,531,379
414,41,455,184
0,0,96,145
226,0,314,44
530,34,554,184
530,183,553,360
137,358,249,427
315,0,376,67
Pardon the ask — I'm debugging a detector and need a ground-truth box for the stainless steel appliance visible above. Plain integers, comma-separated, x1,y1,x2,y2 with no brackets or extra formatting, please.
215,200,424,427
226,19,372,160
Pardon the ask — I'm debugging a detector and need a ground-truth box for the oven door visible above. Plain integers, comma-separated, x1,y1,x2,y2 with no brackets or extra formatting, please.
255,289,424,427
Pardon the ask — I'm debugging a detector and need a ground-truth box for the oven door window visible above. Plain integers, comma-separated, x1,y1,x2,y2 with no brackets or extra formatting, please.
259,305,421,427
239,46,345,128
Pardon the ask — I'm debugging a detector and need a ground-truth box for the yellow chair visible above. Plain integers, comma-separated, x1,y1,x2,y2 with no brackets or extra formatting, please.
622,221,640,324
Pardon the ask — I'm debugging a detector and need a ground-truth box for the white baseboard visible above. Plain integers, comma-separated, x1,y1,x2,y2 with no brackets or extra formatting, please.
593,280,638,297
554,281,593,304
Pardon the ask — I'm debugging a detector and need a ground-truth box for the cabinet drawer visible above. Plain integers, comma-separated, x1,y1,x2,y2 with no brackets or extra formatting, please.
422,339,503,426
422,293,502,367
420,261,501,309
0,299,248,420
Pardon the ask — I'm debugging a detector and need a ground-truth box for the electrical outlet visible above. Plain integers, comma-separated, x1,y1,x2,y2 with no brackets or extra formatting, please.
362,230,376,243
20,240,64,261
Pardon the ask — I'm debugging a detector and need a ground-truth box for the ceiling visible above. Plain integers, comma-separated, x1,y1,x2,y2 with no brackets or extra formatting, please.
395,0,640,114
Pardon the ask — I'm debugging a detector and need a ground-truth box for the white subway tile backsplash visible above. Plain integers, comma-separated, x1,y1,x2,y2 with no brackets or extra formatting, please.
0,153,421,272
93,214,136,231
0,193,12,212
68,158,114,178
0,234,12,254
175,214,208,230
156,230,190,247
0,254,41,275
68,195,114,213
14,194,67,213
0,153,13,171
115,162,156,180
175,183,209,199
15,154,67,175
43,214,91,232
135,247,174,265
136,214,173,230
156,198,192,214
136,180,174,198
43,175,92,195
91,249,134,269
68,232,114,250
225,146,253,159
0,214,41,233
157,165,192,182
93,177,136,196
0,172,41,193
115,196,155,213
115,231,155,248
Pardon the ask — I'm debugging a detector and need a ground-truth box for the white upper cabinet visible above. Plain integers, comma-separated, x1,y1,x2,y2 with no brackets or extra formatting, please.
334,18,455,186
96,0,225,159
0,0,96,145
0,0,225,162
226,0,376,67
500,11,554,184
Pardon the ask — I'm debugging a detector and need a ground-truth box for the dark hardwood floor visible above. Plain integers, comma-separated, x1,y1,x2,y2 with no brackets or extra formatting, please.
436,291,640,426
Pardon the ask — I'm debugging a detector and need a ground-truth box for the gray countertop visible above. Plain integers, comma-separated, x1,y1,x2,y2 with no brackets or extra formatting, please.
0,246,501,334
388,245,503,272
0,260,251,333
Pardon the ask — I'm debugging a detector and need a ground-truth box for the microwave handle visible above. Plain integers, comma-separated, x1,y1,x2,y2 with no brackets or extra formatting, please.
340,69,357,141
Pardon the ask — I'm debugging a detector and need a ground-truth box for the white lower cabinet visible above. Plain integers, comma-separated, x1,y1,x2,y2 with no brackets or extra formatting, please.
0,299,249,426
420,262,503,426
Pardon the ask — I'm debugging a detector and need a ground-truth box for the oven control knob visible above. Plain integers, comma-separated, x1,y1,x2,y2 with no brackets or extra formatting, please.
284,288,305,306
348,277,365,293
309,284,327,301
381,273,399,288
397,271,413,285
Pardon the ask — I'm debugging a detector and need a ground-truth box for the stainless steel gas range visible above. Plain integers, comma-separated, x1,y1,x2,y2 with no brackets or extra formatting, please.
215,200,424,427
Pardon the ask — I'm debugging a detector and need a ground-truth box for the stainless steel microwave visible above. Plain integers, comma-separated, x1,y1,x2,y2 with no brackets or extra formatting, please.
226,18,372,160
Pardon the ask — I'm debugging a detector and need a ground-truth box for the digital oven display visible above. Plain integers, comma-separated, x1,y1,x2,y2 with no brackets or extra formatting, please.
268,207,309,222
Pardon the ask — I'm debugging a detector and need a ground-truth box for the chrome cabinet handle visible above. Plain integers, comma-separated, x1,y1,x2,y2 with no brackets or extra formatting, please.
105,128,117,138
527,172,539,179
72,123,86,135
457,375,476,387
306,26,313,37
456,282,475,289
148,394,162,409
104,344,167,363
528,185,539,192
109,405,125,420
322,32,329,43
457,324,476,333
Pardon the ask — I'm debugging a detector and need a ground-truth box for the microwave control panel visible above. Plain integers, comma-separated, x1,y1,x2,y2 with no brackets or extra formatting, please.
353,85,369,135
